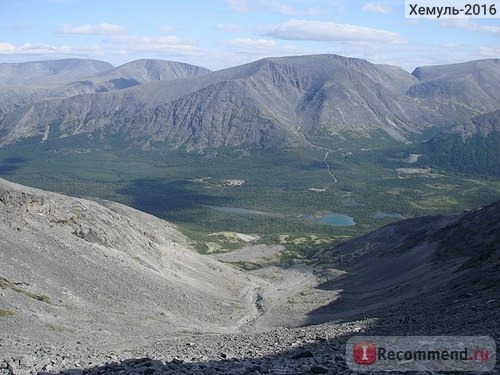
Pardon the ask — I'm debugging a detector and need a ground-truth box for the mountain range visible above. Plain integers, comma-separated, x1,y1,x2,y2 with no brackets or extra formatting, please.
1,55,499,151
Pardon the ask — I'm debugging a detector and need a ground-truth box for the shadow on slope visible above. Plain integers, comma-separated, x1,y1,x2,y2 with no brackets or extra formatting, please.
306,201,500,335
0,156,29,175
119,178,232,218
27,202,499,375
39,312,499,375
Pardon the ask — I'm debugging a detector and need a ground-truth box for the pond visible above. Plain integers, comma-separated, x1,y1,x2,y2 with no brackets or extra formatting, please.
301,213,356,226
209,206,356,226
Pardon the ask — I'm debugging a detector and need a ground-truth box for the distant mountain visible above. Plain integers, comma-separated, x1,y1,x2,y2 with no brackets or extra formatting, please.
420,109,500,176
0,58,113,85
65,59,211,94
408,59,500,119
0,58,210,122
0,55,499,151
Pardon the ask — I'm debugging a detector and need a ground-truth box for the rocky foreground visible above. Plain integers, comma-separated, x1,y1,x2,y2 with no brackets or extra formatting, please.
1,177,498,374
2,306,498,375
0,320,368,375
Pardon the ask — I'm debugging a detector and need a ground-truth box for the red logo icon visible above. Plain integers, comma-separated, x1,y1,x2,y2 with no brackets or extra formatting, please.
353,342,377,364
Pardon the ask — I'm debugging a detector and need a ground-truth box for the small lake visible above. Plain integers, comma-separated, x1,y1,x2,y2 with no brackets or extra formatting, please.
374,211,406,220
209,206,356,226
301,213,356,226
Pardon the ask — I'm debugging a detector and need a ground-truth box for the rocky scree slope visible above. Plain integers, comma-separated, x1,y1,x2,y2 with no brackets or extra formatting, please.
0,180,498,374
0,177,263,353
310,199,500,331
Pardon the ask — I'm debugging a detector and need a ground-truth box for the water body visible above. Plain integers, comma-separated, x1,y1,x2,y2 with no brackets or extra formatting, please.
301,213,356,226
374,211,406,220
209,206,356,226
317,214,356,226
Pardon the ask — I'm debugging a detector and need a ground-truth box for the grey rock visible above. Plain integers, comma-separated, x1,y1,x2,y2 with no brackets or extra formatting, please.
2,55,499,151
291,351,314,360
17,355,33,369
310,365,329,374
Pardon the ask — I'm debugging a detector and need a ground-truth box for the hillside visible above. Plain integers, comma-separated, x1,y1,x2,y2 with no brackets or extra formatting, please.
0,58,210,123
63,59,211,94
419,109,500,176
0,178,498,373
0,177,262,350
1,55,499,151
310,199,500,326
408,59,500,119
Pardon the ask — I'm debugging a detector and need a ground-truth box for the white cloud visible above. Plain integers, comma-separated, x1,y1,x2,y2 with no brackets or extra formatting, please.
157,26,175,33
439,18,500,33
225,37,312,62
271,1,325,16
0,41,101,58
109,35,198,53
362,2,392,14
482,25,500,33
229,38,277,48
225,0,326,16
479,46,500,57
0,34,198,61
11,25,36,32
0,42,16,52
265,19,404,44
57,22,126,35
215,23,247,33
226,0,253,12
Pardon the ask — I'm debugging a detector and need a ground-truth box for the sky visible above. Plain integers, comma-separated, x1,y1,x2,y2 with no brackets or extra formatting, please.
0,0,498,72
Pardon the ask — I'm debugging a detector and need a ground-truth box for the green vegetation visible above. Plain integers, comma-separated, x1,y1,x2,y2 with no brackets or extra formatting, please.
0,276,10,289
0,137,498,261
416,132,500,177
227,261,263,271
0,276,51,304
0,309,14,317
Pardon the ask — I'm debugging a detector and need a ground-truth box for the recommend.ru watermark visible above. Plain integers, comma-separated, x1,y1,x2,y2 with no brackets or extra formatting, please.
346,336,496,372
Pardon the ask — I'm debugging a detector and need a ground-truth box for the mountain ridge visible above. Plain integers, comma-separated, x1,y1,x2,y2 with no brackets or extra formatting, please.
0,58,114,85
0,55,499,151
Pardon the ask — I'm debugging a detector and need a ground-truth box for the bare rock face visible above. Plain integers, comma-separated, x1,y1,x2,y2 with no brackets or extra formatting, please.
0,58,210,127
0,177,261,353
1,55,499,151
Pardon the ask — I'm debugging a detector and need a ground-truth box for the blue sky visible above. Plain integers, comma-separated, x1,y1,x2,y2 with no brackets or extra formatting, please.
0,0,498,71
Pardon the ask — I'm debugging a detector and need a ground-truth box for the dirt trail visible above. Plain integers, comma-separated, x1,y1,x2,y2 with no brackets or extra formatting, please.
234,265,340,331
324,149,338,184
